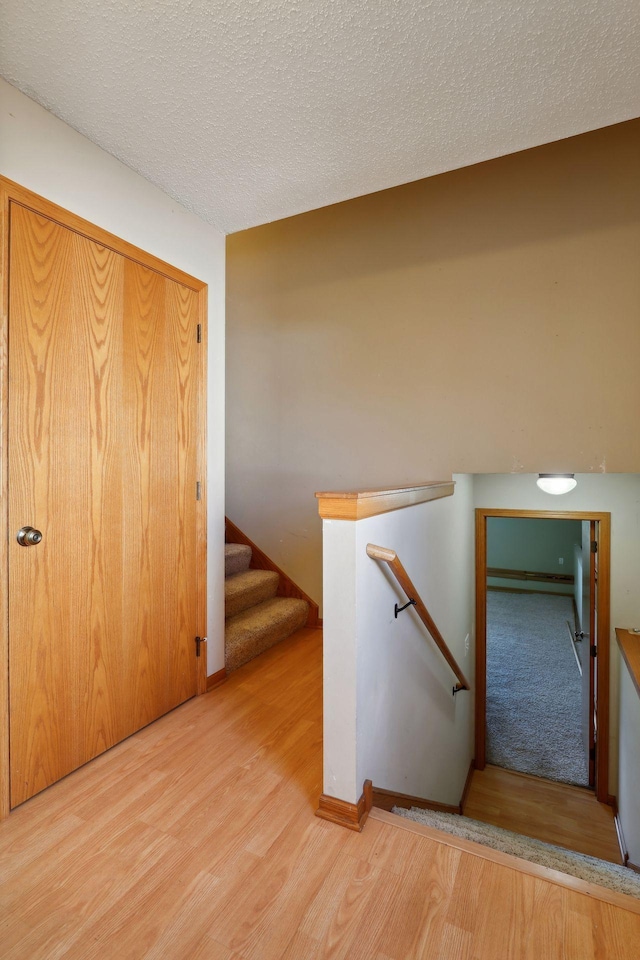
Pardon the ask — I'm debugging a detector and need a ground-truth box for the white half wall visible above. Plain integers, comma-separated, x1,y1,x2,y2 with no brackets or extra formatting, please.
0,79,226,674
322,520,359,802
473,473,640,795
322,475,475,806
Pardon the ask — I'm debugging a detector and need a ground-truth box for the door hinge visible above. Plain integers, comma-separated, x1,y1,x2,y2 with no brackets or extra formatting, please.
590,644,597,658
196,323,202,343
195,636,202,657
591,540,598,553
196,481,202,501
589,746,596,761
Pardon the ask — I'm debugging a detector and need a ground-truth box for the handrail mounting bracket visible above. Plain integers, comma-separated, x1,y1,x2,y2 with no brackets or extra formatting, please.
395,598,417,618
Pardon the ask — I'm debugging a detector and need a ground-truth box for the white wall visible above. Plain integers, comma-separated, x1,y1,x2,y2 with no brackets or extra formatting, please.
322,520,359,801
474,473,640,794
618,661,640,865
0,80,226,674
323,476,475,806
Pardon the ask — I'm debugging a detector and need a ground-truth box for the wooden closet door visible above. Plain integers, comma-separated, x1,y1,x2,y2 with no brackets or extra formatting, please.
8,204,199,807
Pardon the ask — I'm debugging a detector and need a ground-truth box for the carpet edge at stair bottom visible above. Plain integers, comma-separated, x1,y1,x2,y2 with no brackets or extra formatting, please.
225,597,308,673
390,805,640,900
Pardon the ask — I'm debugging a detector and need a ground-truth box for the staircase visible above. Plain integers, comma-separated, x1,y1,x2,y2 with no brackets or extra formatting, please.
391,805,640,900
224,542,309,673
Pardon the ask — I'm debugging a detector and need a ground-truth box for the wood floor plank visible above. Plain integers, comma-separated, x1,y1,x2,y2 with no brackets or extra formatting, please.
187,936,238,960
435,923,473,960
564,899,597,960
364,816,430,876
593,900,640,960
375,842,461,960
1,816,162,912
1,627,639,959
81,865,221,960
318,855,401,960
280,931,330,959
206,809,346,958
439,847,486,939
0,812,84,882
61,859,183,959
243,748,321,858
300,848,372,944
464,764,622,862
2,821,185,959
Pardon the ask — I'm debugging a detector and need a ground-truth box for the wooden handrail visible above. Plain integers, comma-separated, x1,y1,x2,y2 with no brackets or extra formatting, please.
367,543,471,694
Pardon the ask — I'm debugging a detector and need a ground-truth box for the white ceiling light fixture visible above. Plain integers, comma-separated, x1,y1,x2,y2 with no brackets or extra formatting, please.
536,474,577,495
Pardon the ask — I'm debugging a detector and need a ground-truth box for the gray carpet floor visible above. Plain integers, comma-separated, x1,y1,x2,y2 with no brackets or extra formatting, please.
487,591,588,786
392,806,640,900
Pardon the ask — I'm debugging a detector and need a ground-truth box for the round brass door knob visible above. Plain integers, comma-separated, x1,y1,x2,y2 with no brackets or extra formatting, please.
17,526,43,546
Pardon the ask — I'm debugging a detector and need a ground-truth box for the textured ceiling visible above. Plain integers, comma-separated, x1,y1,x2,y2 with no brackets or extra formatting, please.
1,1,639,233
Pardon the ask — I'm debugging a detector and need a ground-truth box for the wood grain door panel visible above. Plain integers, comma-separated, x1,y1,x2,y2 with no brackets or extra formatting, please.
8,204,199,807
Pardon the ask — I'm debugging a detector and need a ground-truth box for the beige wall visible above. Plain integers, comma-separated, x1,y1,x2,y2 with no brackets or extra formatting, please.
226,120,640,607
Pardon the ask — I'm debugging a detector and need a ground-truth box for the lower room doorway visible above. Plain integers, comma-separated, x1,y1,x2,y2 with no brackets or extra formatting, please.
475,508,611,802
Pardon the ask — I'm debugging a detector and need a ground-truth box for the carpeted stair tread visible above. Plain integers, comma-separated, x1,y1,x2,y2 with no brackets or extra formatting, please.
225,597,308,673
391,805,640,900
225,569,280,618
225,543,252,578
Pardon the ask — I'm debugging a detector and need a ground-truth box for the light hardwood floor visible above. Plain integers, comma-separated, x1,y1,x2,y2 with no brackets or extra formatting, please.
1,627,639,959
464,765,622,863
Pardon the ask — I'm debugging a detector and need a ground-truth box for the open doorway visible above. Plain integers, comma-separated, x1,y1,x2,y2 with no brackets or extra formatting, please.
475,508,611,803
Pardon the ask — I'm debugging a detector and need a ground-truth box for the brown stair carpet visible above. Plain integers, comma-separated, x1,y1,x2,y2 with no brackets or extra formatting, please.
224,543,252,577
224,536,309,673
225,569,279,618
225,596,308,673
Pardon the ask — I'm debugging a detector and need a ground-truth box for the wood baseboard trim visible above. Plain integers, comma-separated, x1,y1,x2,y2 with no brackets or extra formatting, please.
614,812,628,865
316,779,372,832
606,794,626,863
369,807,640,916
627,860,640,874
372,786,459,816
487,567,574,587
487,585,573,598
611,801,631,867
207,667,227,691
225,517,320,628
459,760,475,814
